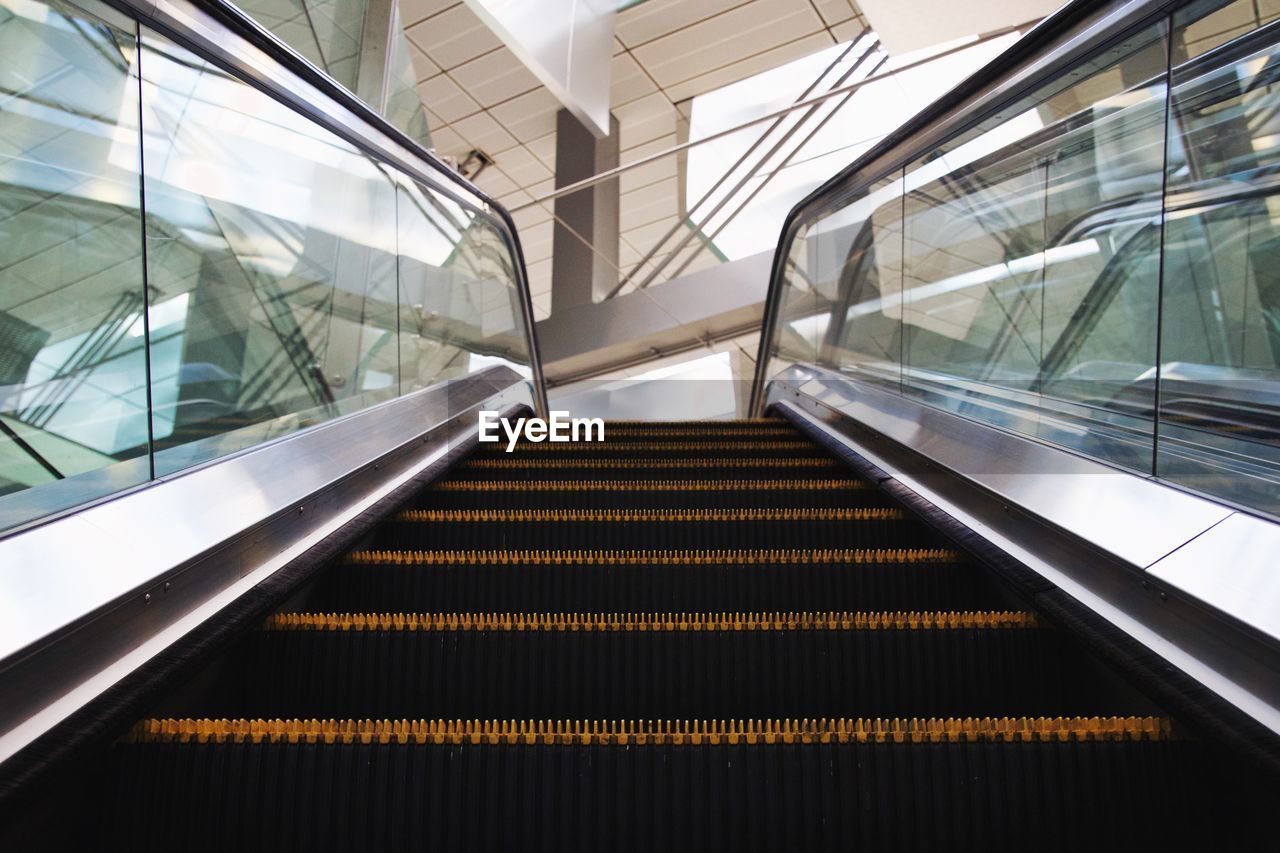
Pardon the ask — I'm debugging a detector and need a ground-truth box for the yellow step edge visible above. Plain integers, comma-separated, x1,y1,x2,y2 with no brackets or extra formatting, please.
461,458,841,469
394,508,906,522
262,610,1041,632
343,547,958,566
125,716,1174,746
481,441,815,452
601,417,783,422
432,479,870,492
596,427,800,435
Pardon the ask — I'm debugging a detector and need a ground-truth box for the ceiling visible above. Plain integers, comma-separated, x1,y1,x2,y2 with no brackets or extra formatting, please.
398,0,869,319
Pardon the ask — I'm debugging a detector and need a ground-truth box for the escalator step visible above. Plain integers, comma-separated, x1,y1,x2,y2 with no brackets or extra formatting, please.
312,547,993,612
377,507,931,549
200,611,1119,719
600,418,787,426
108,716,1209,853
454,456,845,481
96,416,1246,849
481,440,822,459
591,427,802,438
419,479,894,509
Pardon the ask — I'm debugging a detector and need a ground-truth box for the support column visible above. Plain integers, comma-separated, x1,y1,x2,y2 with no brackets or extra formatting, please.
550,109,620,314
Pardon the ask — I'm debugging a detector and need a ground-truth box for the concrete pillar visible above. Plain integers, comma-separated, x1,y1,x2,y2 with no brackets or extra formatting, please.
550,109,620,314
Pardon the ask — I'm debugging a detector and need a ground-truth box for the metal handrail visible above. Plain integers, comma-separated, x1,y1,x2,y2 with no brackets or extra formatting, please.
748,0,1183,414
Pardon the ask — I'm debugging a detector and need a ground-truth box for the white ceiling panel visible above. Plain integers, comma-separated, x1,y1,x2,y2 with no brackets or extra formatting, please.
622,216,684,248
449,47,541,107
528,258,553,290
619,154,677,194
494,144,554,186
427,124,466,156
407,41,441,82
520,220,556,263
663,31,834,102
615,0,748,49
499,188,534,206
524,131,557,169
451,110,519,151
513,204,553,231
473,165,519,197
812,0,857,27
621,132,678,158
406,4,501,70
416,73,481,123
610,53,659,107
630,0,823,88
830,17,865,43
616,98,677,151
401,0,461,27
488,87,562,140
620,176,680,231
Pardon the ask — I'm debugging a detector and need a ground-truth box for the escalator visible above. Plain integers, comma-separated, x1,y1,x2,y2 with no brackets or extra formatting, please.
5,0,1280,848
80,418,1265,850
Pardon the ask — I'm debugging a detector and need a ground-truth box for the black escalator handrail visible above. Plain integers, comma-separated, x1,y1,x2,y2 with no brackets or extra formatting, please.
106,0,548,415
750,0,1189,414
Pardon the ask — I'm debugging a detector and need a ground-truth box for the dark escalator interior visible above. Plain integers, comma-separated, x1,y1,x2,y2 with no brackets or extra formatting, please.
48,418,1267,850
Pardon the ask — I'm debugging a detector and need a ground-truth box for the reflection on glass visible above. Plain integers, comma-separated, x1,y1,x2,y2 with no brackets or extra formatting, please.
766,227,825,380
0,0,149,529
811,176,905,387
237,0,433,150
237,0,367,92
397,178,531,393
1159,0,1280,513
0,5,531,533
764,3,1280,516
139,30,401,474
383,2,432,149
898,23,1168,467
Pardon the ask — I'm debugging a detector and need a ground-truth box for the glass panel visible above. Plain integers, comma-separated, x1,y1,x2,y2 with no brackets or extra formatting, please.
898,23,1168,469
396,177,532,393
765,224,825,381
383,2,432,149
1157,0,1280,514
236,0,367,92
809,175,905,388
0,0,149,530
138,28,401,475
0,1,531,531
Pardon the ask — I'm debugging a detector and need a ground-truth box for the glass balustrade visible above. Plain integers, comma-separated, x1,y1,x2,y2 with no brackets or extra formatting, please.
0,0,533,531
764,0,1280,517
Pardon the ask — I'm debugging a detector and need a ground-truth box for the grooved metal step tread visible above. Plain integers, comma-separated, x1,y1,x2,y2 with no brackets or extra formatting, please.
126,715,1175,745
483,441,817,452
317,548,990,614
393,508,906,522
343,548,959,565
262,610,1040,632
460,457,841,469
431,479,870,492
588,428,802,438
